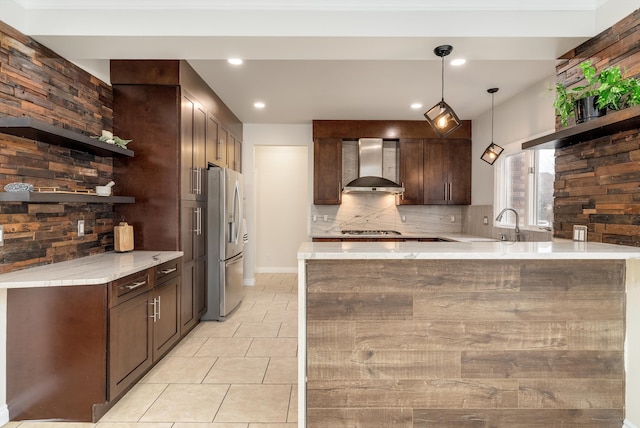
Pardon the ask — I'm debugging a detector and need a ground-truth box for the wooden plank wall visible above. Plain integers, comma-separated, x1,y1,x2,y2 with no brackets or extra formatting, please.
0,22,116,273
305,259,625,427
554,10,640,244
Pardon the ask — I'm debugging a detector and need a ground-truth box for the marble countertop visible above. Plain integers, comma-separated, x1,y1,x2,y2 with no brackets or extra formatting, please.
0,251,184,288
298,240,640,260
311,232,498,242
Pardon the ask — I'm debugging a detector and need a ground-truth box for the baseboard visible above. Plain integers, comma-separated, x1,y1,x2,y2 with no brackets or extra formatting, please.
255,267,298,274
0,404,9,426
243,277,255,286
624,419,639,428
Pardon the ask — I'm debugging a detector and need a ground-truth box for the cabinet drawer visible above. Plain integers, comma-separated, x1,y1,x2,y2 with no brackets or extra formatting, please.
155,258,182,284
110,269,153,307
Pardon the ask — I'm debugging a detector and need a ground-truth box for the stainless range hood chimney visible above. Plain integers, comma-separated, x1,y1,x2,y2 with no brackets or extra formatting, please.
342,138,405,194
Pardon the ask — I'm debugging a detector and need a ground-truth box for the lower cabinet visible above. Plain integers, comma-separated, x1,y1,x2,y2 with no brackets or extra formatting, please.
6,256,183,423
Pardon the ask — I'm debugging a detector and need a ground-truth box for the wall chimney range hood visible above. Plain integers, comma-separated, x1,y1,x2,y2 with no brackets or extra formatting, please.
342,138,404,194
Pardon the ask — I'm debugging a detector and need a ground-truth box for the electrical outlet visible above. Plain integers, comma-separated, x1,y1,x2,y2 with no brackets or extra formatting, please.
78,220,85,237
450,215,455,223
0,225,4,247
483,216,489,225
323,215,328,222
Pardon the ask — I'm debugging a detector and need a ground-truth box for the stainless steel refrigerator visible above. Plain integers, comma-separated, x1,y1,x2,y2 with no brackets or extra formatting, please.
203,165,244,321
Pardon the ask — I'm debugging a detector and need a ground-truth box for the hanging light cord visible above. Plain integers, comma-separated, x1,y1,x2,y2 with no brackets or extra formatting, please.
440,55,445,102
491,92,495,142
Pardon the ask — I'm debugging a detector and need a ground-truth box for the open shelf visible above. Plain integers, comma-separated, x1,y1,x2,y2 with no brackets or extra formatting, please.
0,192,135,204
0,117,134,157
522,104,640,150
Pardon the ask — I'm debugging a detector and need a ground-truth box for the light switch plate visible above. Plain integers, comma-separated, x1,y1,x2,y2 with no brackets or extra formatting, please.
78,220,85,237
0,225,4,246
573,225,587,241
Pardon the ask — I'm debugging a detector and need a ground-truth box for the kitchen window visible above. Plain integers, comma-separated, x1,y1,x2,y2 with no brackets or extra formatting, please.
495,145,554,229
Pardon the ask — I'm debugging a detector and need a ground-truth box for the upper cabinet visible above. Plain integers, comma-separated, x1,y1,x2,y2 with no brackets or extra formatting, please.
181,92,207,200
397,139,424,205
312,121,472,206
313,138,342,205
424,139,471,205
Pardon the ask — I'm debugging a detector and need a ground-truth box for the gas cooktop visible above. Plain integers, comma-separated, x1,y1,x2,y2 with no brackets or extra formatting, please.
341,230,402,235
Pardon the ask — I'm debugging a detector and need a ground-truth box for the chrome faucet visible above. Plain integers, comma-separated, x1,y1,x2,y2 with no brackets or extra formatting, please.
495,208,520,241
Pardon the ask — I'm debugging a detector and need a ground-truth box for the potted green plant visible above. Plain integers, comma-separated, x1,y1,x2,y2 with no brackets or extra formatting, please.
553,60,640,126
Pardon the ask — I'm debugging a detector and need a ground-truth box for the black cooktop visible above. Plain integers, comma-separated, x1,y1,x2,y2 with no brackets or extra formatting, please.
341,230,402,235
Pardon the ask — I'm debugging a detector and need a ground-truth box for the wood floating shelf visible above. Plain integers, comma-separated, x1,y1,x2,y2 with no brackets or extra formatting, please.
522,104,640,150
0,192,135,203
0,117,134,157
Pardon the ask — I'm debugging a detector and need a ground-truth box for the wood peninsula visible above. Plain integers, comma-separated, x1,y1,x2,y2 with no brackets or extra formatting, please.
297,240,640,427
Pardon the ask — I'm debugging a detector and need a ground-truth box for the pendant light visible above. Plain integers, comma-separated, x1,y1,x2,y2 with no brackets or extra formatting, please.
481,87,504,165
424,45,461,137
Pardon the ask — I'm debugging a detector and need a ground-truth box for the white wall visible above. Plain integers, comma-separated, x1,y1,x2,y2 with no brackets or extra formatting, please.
241,124,313,283
254,146,309,273
471,75,557,205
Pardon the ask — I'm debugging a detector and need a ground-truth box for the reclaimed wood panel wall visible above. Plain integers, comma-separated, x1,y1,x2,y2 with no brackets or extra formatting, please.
0,22,115,273
554,10,640,244
305,259,625,427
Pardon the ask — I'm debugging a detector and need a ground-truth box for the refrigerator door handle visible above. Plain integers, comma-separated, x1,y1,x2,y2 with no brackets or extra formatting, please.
229,180,242,243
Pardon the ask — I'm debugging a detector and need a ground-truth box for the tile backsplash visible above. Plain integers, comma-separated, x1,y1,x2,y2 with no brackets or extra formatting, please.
311,193,462,235
310,200,553,241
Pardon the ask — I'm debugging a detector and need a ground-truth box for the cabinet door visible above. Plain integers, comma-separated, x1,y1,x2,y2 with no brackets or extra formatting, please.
206,114,221,166
181,94,206,200
398,139,424,205
109,291,153,400
195,257,207,318
218,127,228,168
423,139,449,205
152,276,181,360
194,105,207,200
227,134,236,171
314,138,342,205
447,139,471,205
181,94,195,198
234,139,242,172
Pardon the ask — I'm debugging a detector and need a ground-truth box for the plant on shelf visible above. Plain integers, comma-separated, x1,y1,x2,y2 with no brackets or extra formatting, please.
91,130,132,148
553,60,640,126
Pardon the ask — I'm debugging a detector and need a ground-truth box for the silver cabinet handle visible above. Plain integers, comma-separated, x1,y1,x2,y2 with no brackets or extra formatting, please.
157,295,161,320
124,280,146,290
160,267,177,275
149,298,157,322
193,207,202,235
196,168,202,195
338,181,342,202
401,182,405,201
443,183,447,201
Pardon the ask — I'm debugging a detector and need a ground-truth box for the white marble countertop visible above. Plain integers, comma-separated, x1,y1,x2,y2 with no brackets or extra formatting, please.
311,232,498,241
0,251,183,288
298,240,640,260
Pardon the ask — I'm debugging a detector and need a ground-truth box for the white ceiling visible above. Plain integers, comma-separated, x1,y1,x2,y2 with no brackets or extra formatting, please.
2,0,640,124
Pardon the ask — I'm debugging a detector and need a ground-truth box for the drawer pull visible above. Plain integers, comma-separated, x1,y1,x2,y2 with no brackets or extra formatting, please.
160,267,177,275
124,280,146,290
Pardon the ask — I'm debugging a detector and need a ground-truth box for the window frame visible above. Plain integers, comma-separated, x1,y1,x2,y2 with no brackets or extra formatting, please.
494,142,554,231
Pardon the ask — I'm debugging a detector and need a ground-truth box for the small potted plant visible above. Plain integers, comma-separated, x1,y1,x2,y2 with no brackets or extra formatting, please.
553,60,640,126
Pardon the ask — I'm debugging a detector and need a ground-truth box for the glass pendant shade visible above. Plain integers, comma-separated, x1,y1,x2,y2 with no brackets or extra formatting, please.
424,100,461,137
426,45,462,137
481,87,503,165
481,142,504,165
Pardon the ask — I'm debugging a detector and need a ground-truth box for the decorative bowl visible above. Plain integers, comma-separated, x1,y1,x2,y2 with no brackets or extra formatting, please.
4,182,34,192
96,185,112,196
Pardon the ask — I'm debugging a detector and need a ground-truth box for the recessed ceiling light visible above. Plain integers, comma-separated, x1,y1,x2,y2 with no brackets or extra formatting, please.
410,103,423,109
451,58,466,66
228,58,243,65
254,101,265,109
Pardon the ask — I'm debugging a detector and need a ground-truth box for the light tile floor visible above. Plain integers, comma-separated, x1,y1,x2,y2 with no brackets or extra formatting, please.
3,273,298,428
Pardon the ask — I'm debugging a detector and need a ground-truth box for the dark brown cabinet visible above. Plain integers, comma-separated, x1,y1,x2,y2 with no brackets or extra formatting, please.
181,92,207,201
314,138,342,205
397,139,424,205
423,138,471,205
180,200,206,335
7,257,183,422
